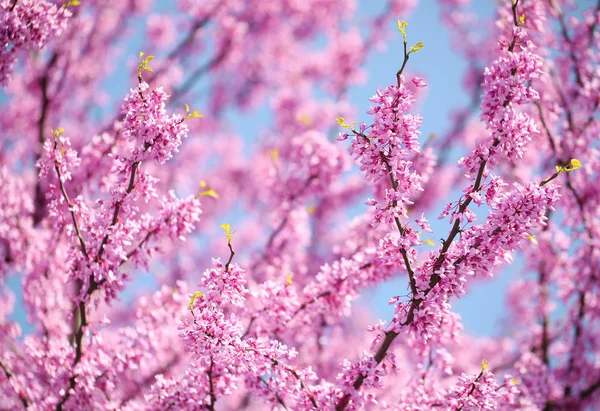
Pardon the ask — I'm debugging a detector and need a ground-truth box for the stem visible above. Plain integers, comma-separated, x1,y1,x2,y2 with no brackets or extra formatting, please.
0,358,29,408
33,53,59,226
396,41,409,85
195,319,319,409
456,369,485,411
56,77,155,410
207,357,216,411
171,40,232,104
224,239,235,273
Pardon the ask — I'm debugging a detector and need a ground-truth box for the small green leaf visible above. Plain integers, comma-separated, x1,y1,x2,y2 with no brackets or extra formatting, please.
221,223,236,244
184,109,203,120
519,14,525,25
556,158,583,173
198,188,219,199
63,0,81,8
568,158,582,171
409,41,424,54
481,359,488,371
397,20,408,42
188,291,204,310
286,273,293,285
52,128,65,141
422,239,435,246
335,117,353,130
527,235,538,245
137,51,154,77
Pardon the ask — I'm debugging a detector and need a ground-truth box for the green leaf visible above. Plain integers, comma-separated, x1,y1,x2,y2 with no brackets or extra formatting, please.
481,359,488,371
198,188,219,199
63,0,81,8
52,128,65,141
221,223,236,244
137,51,154,77
409,41,424,54
188,291,204,310
519,14,525,25
335,117,353,130
568,158,582,171
397,20,408,42
556,158,583,173
184,109,203,120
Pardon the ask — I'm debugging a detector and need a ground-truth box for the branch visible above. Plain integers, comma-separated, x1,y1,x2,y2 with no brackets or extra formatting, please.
207,357,216,411
33,52,59,226
456,368,486,411
57,79,157,411
0,358,29,408
53,155,89,259
170,40,233,104
548,0,584,90
195,319,319,409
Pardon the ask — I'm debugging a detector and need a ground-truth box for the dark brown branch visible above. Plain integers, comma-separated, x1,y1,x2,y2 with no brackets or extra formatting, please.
224,237,235,274
580,376,600,401
57,78,158,411
0,359,29,408
563,291,587,398
207,357,216,411
457,368,486,411
33,52,59,226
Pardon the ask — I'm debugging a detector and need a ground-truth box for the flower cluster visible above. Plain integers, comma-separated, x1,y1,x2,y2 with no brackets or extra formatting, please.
442,368,502,409
0,167,32,276
345,81,425,236
121,82,189,165
335,353,386,409
460,31,543,179
37,130,81,183
2,0,600,410
394,181,560,340
268,130,347,207
0,0,71,84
